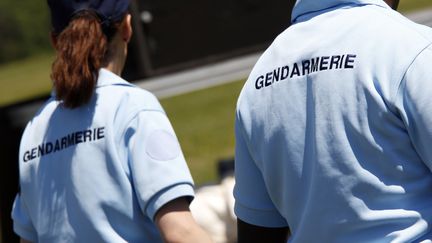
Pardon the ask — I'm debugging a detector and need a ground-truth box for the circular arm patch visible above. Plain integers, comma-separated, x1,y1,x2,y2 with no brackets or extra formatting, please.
145,130,181,161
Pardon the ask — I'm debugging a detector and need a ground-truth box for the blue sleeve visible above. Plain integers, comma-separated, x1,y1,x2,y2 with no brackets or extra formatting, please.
125,110,195,221
11,194,37,242
234,110,288,227
396,45,432,170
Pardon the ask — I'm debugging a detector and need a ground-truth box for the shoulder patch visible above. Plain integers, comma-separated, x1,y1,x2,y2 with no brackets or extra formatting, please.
145,130,181,161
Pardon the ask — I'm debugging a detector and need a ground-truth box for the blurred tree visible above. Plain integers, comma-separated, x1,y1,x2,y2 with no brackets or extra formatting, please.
0,0,51,64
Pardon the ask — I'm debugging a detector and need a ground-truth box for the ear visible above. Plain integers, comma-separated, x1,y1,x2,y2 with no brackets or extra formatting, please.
121,14,133,43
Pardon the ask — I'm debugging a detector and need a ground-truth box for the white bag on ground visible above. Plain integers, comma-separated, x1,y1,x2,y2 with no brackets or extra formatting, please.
190,176,237,243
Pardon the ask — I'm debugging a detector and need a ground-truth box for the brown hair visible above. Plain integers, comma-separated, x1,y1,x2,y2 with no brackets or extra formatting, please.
51,11,115,109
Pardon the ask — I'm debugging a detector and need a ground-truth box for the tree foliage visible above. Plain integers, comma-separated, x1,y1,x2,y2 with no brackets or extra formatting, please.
0,0,51,64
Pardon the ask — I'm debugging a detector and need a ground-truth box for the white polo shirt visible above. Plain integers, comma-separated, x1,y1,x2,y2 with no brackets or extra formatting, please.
234,0,432,242
12,69,195,242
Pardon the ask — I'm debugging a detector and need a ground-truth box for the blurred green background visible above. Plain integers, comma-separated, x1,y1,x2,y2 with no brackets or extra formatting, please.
0,0,432,184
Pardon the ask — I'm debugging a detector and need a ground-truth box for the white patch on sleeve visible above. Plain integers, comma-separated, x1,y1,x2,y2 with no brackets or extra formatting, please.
145,130,181,161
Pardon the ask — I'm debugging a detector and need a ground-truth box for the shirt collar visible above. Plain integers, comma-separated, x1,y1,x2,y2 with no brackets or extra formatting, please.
292,0,390,23
96,68,132,88
50,68,132,98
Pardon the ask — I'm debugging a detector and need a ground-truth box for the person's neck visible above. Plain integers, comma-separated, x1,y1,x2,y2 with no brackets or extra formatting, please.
104,60,124,76
103,41,127,76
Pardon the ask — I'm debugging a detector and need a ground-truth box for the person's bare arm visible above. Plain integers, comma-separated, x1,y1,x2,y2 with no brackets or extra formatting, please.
237,219,290,243
155,197,212,243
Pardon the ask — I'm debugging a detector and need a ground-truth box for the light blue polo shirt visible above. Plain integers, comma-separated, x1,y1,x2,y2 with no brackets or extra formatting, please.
12,69,195,242
234,0,432,242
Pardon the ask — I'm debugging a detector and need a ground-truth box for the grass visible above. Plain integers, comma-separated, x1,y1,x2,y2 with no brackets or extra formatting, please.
160,80,244,184
0,53,53,107
399,0,432,13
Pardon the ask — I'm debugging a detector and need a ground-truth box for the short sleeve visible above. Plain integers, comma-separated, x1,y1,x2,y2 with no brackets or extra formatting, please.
233,110,287,227
124,110,195,220
11,194,37,241
396,45,432,170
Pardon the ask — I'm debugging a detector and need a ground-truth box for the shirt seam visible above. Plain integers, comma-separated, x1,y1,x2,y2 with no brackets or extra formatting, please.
392,42,432,107
236,200,283,213
119,108,167,141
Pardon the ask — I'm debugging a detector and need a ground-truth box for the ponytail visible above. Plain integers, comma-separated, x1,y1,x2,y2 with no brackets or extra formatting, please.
51,11,108,109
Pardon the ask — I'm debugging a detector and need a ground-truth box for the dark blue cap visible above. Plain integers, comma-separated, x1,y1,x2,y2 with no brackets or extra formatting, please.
47,0,130,34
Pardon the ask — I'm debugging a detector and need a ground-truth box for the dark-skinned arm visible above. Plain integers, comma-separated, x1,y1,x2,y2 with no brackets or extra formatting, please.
237,219,290,243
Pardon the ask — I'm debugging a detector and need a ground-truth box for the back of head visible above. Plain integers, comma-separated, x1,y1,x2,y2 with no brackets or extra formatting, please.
47,0,130,109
